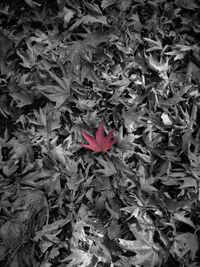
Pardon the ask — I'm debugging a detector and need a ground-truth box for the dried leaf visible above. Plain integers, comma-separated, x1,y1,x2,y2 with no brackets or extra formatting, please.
69,15,107,31
95,156,117,176
171,233,198,260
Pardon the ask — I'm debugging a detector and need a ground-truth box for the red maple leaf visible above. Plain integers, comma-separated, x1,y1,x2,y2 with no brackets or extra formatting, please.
81,120,117,152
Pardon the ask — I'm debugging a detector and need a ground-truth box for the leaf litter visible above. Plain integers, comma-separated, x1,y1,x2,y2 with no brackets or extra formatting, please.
0,0,200,266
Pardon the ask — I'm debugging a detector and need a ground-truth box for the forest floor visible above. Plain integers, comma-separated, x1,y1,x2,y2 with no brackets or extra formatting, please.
0,0,200,266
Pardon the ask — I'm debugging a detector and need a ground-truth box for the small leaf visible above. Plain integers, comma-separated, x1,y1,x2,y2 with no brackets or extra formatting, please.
69,15,107,31
52,144,67,166
161,113,173,125
10,91,34,107
107,219,121,239
62,7,75,26
23,0,40,8
144,37,163,52
101,0,118,9
174,212,196,228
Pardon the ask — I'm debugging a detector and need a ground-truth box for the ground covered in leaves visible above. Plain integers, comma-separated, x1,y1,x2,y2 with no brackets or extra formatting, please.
0,0,200,266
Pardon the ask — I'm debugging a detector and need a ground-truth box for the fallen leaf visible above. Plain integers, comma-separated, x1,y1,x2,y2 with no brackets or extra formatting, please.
95,156,117,177
174,211,196,228
69,15,107,31
171,233,198,260
81,120,117,152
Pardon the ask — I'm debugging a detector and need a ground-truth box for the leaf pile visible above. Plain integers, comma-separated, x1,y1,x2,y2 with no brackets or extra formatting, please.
0,0,200,266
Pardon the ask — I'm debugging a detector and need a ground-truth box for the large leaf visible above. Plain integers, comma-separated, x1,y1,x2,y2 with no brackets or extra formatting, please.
116,210,165,267
171,233,198,261
35,70,70,107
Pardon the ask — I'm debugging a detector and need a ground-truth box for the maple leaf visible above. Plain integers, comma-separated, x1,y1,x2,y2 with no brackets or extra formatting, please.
81,120,117,152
